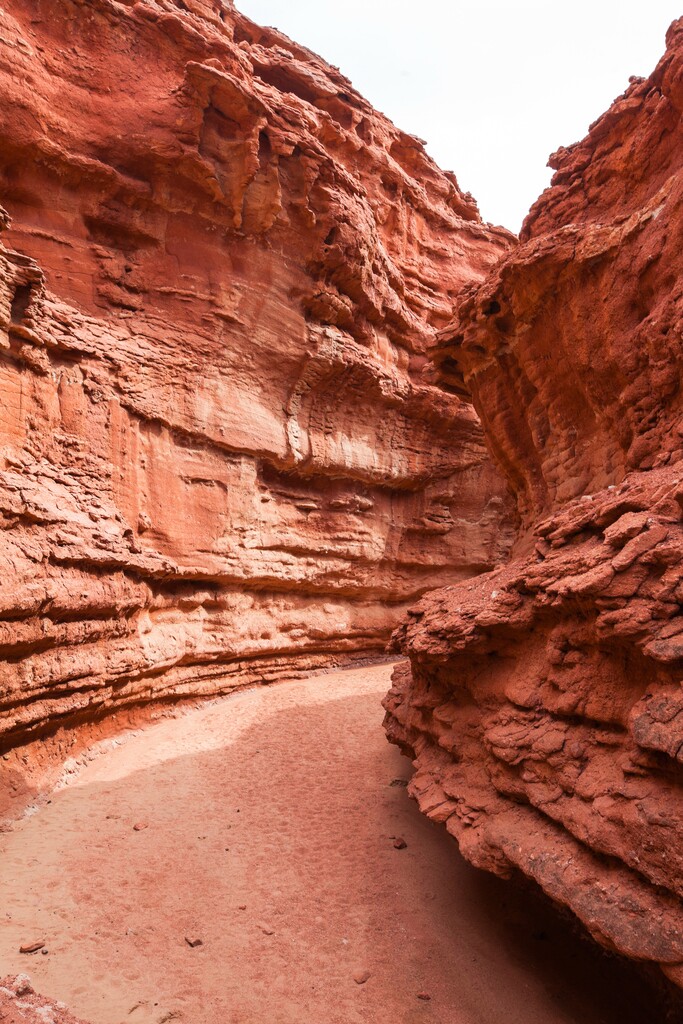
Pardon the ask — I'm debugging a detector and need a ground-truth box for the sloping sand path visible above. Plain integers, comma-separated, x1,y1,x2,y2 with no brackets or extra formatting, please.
0,663,659,1023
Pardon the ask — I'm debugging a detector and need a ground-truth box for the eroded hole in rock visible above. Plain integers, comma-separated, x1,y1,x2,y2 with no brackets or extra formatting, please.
252,61,322,105
258,128,271,162
10,281,32,323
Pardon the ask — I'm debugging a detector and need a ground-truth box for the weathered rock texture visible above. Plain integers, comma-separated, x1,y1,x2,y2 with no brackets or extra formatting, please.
384,18,683,990
0,976,87,1024
0,0,513,750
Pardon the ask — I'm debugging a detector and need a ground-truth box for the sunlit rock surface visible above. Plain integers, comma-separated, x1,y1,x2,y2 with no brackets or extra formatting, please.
0,0,513,751
384,17,683,989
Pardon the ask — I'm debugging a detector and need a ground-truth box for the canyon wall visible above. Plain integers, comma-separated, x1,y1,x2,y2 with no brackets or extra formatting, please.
0,0,513,751
384,18,683,990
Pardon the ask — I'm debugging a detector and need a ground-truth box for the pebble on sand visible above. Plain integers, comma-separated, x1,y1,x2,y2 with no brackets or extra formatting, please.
19,941,45,954
353,970,371,985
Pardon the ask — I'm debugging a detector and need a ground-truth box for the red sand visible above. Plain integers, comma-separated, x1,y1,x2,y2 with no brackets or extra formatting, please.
0,663,661,1023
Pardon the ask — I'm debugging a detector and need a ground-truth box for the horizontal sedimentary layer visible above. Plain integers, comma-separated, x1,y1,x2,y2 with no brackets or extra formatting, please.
385,469,683,983
384,16,683,994
433,19,683,530
0,236,511,747
0,0,513,749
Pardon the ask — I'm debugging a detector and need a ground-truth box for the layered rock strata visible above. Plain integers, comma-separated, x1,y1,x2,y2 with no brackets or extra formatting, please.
384,19,683,989
0,0,513,750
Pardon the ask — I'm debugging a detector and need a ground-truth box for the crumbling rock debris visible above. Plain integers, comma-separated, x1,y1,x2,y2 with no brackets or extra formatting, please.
0,976,87,1024
384,17,683,994
0,0,513,772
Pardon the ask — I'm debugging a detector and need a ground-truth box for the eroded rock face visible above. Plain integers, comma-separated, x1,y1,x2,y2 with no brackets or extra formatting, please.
0,0,513,751
384,19,683,988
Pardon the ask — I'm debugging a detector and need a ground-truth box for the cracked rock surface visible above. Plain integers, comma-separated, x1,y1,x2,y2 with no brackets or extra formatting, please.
384,17,683,992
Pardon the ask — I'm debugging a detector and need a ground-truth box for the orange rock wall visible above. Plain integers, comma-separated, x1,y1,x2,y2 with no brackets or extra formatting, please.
0,0,513,748
384,19,683,988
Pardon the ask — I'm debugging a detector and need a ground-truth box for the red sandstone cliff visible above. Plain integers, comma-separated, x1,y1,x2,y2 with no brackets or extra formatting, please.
0,0,513,757
384,19,683,989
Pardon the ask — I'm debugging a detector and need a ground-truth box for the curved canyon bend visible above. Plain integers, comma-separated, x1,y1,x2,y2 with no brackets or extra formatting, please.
0,664,662,1024
0,0,681,1020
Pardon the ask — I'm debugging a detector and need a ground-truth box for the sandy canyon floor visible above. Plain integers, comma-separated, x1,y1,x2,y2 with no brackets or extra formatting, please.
0,663,664,1024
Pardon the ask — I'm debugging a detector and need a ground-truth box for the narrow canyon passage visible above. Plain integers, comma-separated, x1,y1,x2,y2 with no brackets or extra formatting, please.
0,663,661,1024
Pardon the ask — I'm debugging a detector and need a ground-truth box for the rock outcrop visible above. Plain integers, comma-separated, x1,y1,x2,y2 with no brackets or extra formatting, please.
0,976,87,1024
384,19,683,990
0,0,513,752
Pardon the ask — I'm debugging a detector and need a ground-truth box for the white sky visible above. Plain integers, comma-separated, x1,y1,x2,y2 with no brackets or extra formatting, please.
234,0,680,232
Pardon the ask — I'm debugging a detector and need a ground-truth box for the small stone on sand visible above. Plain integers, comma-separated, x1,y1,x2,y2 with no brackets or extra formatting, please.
19,941,45,954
